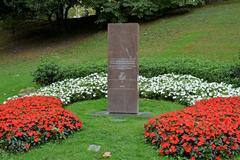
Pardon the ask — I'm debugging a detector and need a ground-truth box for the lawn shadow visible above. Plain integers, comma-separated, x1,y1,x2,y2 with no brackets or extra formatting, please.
0,16,99,61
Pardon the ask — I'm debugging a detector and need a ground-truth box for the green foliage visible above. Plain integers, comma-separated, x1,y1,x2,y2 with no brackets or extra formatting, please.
32,61,107,86
1,0,81,25
139,58,233,84
33,57,239,87
229,55,240,86
122,0,159,20
32,61,62,86
83,0,206,23
0,0,34,31
63,63,107,79
26,0,81,21
0,1,9,20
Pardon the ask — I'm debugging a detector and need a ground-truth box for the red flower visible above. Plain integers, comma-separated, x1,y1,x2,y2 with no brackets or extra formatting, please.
169,145,176,153
0,96,83,153
144,97,240,160
169,134,179,144
159,149,165,156
15,131,24,137
25,144,30,150
231,143,238,150
148,118,156,124
150,132,156,137
144,131,150,137
190,156,196,160
34,137,39,143
161,142,170,149
0,133,3,138
198,136,205,146
215,156,221,160
183,143,192,153
212,144,216,150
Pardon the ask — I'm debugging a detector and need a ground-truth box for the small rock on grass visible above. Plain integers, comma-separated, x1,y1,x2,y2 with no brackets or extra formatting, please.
103,152,112,158
110,118,127,122
88,144,101,152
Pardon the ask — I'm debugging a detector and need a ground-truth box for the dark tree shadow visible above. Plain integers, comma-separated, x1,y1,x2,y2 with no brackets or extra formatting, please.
0,16,99,57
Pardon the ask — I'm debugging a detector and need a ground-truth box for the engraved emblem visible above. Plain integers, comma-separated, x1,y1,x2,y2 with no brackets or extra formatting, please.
118,72,126,81
121,45,132,58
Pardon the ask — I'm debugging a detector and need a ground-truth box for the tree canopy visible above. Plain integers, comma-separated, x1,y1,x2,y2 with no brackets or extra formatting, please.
0,0,207,27
1,0,81,23
83,0,205,23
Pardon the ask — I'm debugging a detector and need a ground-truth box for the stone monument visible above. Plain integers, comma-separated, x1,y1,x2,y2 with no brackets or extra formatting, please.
108,23,139,114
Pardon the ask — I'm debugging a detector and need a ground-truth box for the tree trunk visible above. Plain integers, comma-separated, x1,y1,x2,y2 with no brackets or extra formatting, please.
64,5,72,19
47,14,52,23
56,4,64,24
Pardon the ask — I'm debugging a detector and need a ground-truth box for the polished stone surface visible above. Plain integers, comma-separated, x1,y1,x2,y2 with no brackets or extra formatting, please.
108,23,139,114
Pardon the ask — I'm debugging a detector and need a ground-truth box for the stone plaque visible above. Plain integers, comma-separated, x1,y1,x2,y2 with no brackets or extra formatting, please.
108,23,139,114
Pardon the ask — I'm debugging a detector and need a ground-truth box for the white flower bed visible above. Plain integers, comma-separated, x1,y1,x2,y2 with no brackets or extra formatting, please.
139,74,240,105
9,73,240,105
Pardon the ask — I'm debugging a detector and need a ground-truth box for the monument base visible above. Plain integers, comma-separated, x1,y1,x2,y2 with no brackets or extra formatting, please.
92,111,152,118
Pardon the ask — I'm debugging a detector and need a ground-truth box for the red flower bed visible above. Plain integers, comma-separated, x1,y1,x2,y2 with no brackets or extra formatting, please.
144,97,240,160
0,96,82,152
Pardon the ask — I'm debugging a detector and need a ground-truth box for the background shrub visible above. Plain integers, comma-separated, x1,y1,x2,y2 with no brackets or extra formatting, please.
33,57,239,87
139,58,234,84
33,61,106,86
32,61,62,86
229,55,240,87
63,63,107,80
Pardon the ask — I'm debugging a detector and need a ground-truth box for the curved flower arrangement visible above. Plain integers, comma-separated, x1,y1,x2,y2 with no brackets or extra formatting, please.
0,96,82,153
8,73,240,105
144,97,240,160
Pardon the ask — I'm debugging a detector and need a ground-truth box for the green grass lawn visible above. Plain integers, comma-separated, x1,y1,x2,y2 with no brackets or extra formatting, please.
38,0,240,64
2,99,239,160
0,0,239,159
1,99,184,160
0,0,239,103
36,1,240,66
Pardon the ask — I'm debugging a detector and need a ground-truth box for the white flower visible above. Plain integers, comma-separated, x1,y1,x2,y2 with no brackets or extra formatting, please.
7,73,240,105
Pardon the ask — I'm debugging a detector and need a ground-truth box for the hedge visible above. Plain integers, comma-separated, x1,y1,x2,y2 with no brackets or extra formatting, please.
32,57,240,87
